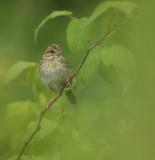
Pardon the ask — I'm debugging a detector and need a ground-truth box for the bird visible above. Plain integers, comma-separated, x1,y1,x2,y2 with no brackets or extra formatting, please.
39,44,76,105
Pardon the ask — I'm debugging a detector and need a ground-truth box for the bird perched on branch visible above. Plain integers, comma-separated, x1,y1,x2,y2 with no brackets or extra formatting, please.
39,44,76,105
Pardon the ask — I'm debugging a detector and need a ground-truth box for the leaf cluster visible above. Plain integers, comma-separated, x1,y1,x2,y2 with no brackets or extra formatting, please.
3,1,137,160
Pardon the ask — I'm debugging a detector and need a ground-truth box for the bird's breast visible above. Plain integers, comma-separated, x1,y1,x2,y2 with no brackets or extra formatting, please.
39,56,73,92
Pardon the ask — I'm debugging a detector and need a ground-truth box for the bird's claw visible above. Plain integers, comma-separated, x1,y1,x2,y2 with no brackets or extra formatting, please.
46,103,52,111
66,79,71,87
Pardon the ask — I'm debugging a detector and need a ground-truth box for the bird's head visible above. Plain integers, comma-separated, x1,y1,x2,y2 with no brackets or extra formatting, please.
43,44,62,59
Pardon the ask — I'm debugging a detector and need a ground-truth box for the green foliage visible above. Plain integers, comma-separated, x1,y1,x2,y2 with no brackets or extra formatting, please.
77,100,103,132
7,155,49,160
35,10,72,42
6,100,36,118
27,118,57,141
6,155,28,160
26,64,44,91
103,98,130,124
66,18,94,53
101,45,136,94
87,1,137,24
1,1,139,160
77,46,101,87
4,61,36,86
102,44,136,73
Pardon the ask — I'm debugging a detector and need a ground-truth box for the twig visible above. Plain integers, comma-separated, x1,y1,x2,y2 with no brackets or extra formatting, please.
76,23,122,75
16,23,122,160
16,92,62,160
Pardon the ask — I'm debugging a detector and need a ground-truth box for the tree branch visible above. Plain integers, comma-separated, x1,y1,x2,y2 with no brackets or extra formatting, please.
16,23,122,160
76,23,121,75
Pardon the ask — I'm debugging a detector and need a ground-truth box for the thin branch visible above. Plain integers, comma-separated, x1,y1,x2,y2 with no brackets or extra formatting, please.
16,23,122,160
76,23,122,75
16,93,61,160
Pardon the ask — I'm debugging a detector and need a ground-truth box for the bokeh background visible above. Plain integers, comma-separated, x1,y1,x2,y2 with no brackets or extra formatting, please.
0,0,155,160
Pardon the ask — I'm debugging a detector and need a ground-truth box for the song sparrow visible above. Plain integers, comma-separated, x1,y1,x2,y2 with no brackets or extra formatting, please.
39,44,76,104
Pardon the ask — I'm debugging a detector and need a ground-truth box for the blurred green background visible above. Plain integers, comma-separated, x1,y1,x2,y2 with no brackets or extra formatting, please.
0,0,155,160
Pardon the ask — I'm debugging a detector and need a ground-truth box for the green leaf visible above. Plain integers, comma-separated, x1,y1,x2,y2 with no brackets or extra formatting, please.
26,64,44,91
34,10,72,42
34,69,44,91
6,100,37,118
27,118,57,141
77,100,103,132
103,98,129,123
101,45,136,94
87,1,137,24
4,61,36,86
77,46,101,87
6,155,48,160
102,98,133,134
51,153,62,160
6,155,28,160
67,18,94,53
38,92,47,106
102,44,136,73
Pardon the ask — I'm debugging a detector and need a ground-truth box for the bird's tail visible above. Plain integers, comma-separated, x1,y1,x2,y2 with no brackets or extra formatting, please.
65,89,77,104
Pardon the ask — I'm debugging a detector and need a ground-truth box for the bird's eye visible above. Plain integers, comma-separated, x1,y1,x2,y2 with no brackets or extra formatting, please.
50,50,54,53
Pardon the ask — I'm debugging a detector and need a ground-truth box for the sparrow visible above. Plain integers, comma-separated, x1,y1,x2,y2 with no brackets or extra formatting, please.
39,44,76,104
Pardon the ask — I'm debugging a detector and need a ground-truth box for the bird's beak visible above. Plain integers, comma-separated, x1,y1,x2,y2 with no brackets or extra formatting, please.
44,52,53,57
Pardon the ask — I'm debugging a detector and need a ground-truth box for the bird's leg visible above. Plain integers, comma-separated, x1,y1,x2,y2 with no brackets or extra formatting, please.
66,79,71,87
46,92,61,111
46,95,55,111
46,100,53,111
